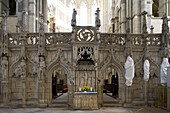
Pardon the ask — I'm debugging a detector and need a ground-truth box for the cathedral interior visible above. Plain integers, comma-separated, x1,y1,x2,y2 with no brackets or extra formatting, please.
0,0,170,111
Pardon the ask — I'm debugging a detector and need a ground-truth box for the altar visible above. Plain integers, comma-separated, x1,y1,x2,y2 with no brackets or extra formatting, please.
73,92,98,109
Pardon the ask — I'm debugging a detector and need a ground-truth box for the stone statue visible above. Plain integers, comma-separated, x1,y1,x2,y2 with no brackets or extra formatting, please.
39,57,45,80
20,59,26,78
1,56,8,79
162,13,169,34
71,8,77,27
95,8,101,28
142,11,148,33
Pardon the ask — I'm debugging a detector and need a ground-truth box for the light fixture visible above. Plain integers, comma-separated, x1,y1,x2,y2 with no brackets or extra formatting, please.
36,17,38,20
134,15,138,19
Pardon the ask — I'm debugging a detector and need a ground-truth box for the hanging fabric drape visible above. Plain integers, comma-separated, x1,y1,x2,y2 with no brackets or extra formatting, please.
144,59,150,81
124,56,135,86
160,58,169,86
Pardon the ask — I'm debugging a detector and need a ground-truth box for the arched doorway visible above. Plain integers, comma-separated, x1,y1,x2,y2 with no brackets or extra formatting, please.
51,67,68,105
103,66,119,99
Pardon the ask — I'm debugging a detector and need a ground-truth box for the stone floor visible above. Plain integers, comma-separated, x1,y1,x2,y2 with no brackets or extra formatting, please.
0,107,169,113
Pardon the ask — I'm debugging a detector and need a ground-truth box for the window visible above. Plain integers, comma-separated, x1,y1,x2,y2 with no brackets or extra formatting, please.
9,0,16,15
91,1,97,26
152,0,159,17
80,2,87,26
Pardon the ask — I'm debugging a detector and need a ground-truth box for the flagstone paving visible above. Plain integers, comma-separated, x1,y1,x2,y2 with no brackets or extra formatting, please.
0,106,170,113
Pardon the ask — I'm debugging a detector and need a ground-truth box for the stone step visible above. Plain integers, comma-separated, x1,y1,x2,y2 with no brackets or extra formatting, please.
51,101,68,104
102,103,123,107
48,103,68,107
103,101,119,104
132,100,145,106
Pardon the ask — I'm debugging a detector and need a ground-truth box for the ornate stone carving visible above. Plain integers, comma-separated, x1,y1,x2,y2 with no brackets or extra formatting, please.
100,34,126,46
77,46,94,61
13,59,26,78
95,8,101,29
77,29,95,42
71,8,77,27
45,33,71,45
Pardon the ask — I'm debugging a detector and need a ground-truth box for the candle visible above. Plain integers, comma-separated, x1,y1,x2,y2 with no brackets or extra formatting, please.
90,87,92,92
79,87,81,92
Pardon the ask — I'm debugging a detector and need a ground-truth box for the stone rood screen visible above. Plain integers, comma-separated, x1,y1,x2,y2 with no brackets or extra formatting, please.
0,10,169,109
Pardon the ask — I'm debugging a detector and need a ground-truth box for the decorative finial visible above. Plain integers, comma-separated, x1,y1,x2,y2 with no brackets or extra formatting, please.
71,8,77,27
95,8,101,29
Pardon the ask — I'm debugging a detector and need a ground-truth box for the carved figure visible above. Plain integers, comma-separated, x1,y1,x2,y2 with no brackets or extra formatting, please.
20,59,26,78
71,8,77,27
39,57,45,80
95,8,101,28
1,57,8,79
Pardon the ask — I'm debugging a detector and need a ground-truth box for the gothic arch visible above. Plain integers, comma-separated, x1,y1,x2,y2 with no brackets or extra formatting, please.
100,54,124,79
46,56,71,104
9,57,22,77
100,54,125,103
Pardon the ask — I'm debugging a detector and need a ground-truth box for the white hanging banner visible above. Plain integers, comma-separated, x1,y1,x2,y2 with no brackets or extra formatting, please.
160,58,169,86
124,56,135,86
144,59,150,81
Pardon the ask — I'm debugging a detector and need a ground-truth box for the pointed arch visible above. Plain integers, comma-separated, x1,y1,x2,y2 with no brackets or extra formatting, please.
46,54,71,104
100,54,125,103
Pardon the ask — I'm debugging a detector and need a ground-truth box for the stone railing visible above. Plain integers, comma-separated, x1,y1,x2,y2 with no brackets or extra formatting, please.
146,34,161,46
100,33,162,47
8,32,71,46
100,33,126,46
7,32,162,47
26,33,39,45
8,33,21,46
45,32,71,46
8,33,39,46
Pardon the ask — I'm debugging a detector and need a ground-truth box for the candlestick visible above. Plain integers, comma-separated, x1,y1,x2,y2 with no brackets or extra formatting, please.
90,87,92,92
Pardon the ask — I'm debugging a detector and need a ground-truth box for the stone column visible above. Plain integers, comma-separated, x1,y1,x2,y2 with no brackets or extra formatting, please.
21,59,26,106
141,0,147,33
36,0,40,32
28,0,36,32
1,11,9,107
38,14,47,107
1,56,9,107
124,86,132,107
167,66,170,110
40,0,42,13
43,0,47,32
121,0,126,33
15,0,18,15
133,0,141,33
38,56,46,107
147,0,153,33
20,32,27,106
23,0,28,32
160,14,169,58
114,17,119,33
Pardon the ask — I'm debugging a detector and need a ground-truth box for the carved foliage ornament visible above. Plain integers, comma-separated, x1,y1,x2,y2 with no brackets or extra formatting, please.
46,33,71,45
77,47,94,61
77,29,95,42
